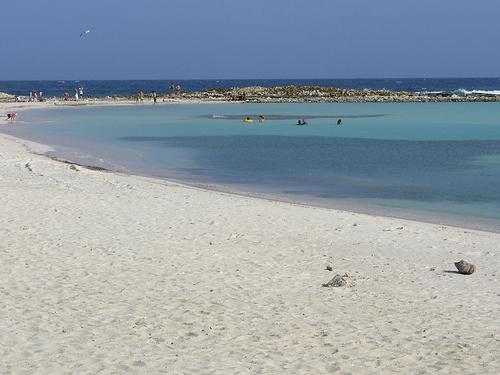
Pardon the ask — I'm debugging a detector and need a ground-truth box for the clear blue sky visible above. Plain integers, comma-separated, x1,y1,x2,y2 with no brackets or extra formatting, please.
1,0,499,80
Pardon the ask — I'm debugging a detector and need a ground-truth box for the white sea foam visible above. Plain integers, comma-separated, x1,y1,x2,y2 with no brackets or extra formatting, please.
417,91,444,94
455,88,500,95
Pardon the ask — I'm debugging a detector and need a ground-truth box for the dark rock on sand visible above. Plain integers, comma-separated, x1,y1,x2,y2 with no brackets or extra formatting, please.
454,260,476,275
322,274,346,287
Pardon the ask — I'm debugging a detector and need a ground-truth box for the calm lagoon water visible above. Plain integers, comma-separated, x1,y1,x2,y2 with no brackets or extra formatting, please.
4,102,500,230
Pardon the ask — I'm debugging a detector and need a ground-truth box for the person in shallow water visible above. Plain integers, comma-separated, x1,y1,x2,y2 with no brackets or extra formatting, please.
337,119,342,125
244,116,253,122
258,115,266,123
297,119,308,125
6,112,17,121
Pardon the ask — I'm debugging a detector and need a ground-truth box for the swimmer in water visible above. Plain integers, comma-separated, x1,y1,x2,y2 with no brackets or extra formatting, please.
337,119,342,126
259,115,266,123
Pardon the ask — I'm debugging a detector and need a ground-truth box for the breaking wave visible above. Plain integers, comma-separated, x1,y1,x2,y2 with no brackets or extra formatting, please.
455,88,500,96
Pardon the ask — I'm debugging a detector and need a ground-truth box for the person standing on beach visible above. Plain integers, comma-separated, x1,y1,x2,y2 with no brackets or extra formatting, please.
152,91,157,104
78,85,84,99
75,88,79,101
140,91,144,104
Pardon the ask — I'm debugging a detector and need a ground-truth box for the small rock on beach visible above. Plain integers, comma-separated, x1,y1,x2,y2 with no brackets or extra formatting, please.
454,260,476,275
322,274,347,287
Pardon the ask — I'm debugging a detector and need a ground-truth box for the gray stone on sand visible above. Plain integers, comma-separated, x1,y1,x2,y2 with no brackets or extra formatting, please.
454,260,476,275
322,274,346,287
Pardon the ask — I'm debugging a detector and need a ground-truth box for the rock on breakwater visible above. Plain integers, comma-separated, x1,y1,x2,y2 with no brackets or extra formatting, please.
185,85,500,103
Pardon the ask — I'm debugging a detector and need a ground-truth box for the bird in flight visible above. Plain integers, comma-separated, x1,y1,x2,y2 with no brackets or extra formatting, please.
80,28,94,38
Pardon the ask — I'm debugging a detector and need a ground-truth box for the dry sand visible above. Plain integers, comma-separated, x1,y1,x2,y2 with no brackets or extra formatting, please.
0,103,499,374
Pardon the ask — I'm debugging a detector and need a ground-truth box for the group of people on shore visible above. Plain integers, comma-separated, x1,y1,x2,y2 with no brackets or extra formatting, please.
170,83,182,95
135,91,145,104
135,91,158,104
29,91,44,102
135,87,189,104
63,86,85,101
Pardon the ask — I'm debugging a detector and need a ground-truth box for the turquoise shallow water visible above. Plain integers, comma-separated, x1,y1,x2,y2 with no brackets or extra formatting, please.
4,102,500,230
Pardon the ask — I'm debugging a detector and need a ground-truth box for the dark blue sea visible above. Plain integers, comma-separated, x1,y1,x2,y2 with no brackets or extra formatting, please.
1,78,500,97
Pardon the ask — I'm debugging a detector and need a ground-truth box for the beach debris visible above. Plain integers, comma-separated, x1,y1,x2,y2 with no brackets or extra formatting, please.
322,274,347,287
326,265,333,271
454,260,476,275
24,162,32,172
69,164,79,171
84,165,108,171
429,267,436,271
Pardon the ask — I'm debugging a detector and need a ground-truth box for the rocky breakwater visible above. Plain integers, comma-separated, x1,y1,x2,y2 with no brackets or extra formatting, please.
0,92,15,102
185,86,500,103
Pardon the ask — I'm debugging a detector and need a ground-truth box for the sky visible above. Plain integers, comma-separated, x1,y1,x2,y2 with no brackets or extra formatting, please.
1,0,499,80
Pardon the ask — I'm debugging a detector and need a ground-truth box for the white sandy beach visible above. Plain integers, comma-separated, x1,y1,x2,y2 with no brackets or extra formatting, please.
1,103,499,374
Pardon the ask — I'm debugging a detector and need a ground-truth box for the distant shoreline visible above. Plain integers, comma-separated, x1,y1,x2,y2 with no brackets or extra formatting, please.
2,84,500,106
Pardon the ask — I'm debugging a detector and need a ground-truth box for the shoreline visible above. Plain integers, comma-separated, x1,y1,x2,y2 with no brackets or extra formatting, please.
5,129,500,235
1,119,499,373
2,101,500,234
33,152,500,234
39,153,500,234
